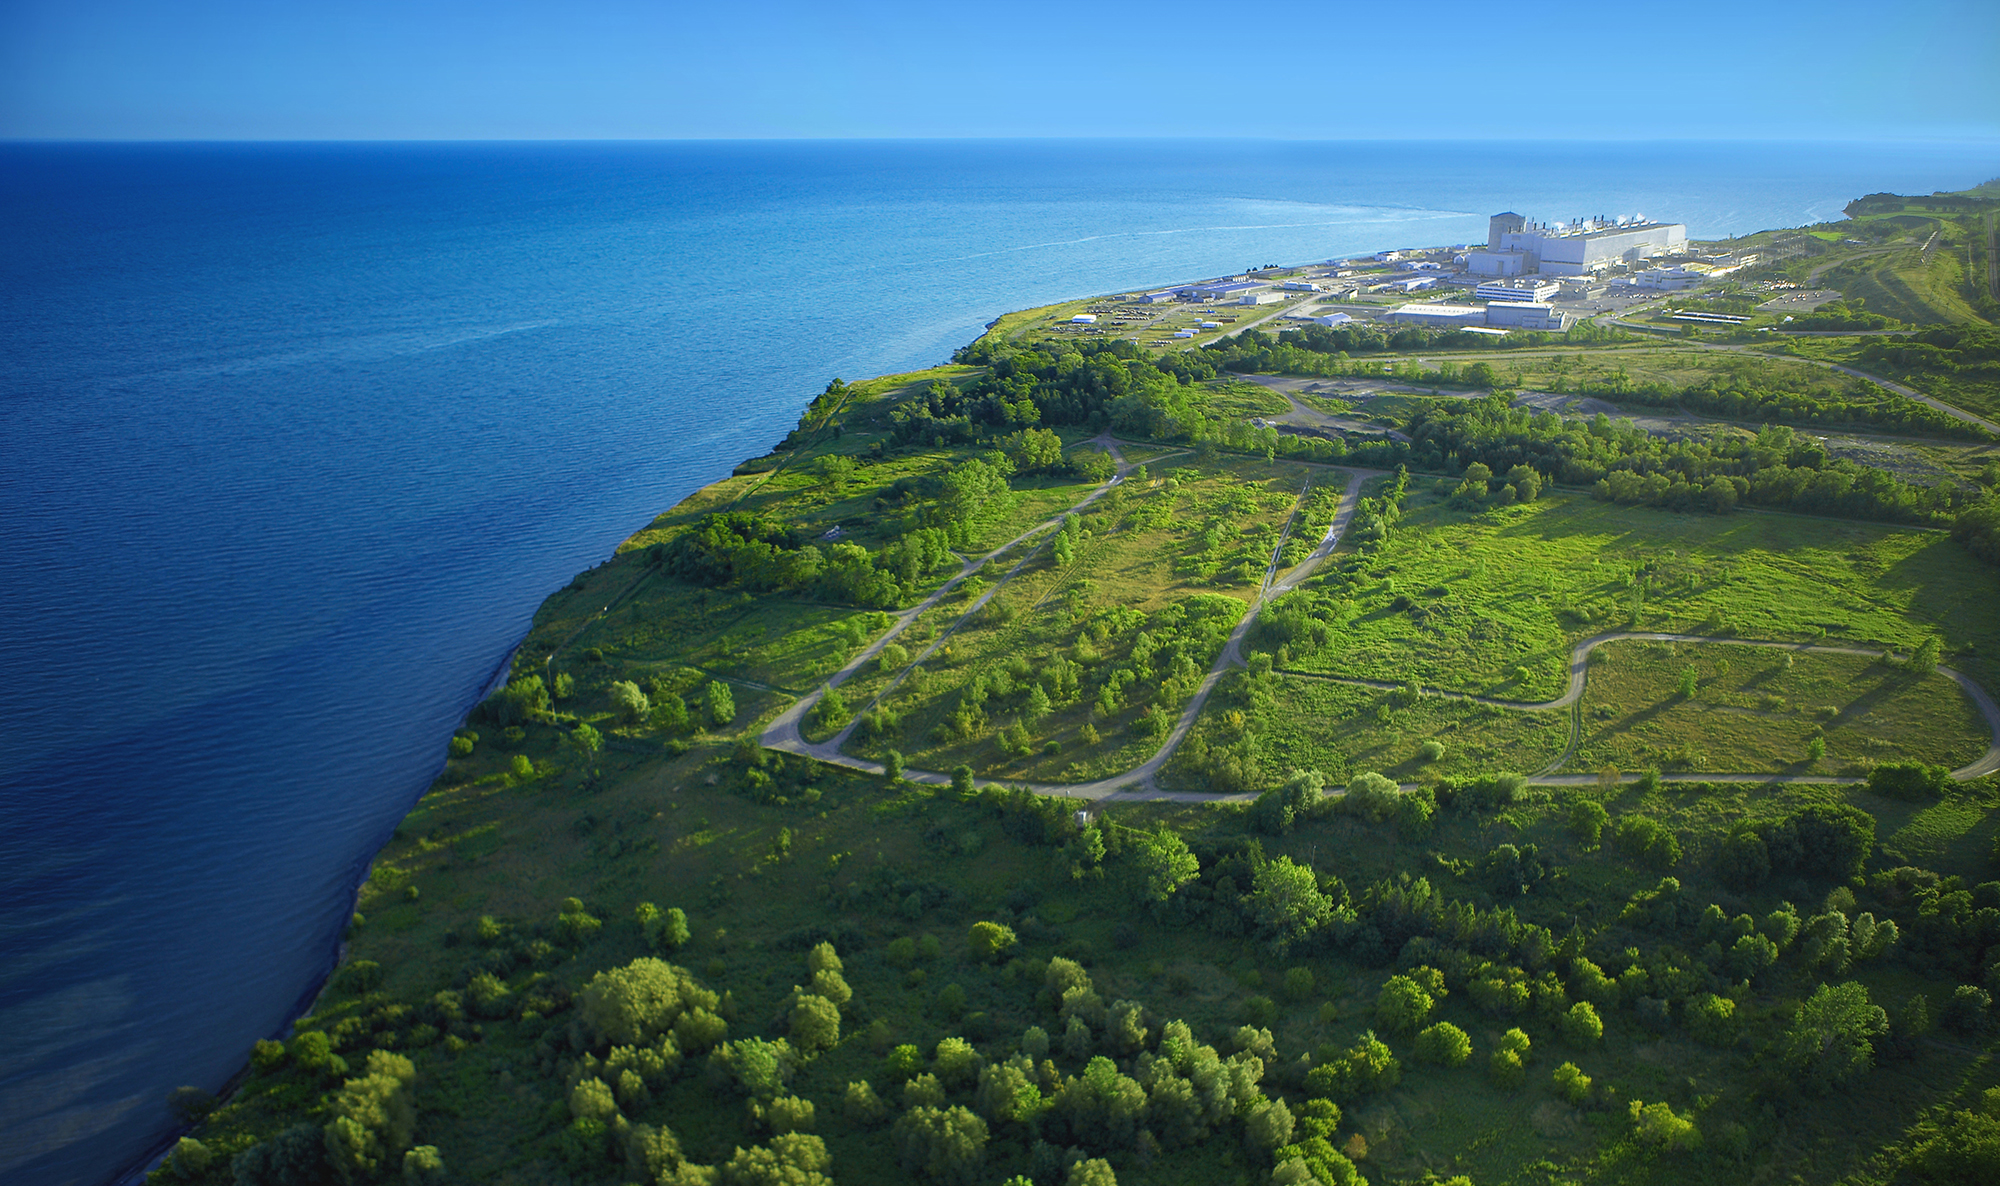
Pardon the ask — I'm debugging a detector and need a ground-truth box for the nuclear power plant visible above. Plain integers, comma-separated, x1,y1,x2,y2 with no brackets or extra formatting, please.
1465,211,1688,277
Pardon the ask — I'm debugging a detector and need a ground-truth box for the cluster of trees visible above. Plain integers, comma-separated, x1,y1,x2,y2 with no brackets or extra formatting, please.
888,593,1242,760
658,507,961,610
1384,396,1985,531
1790,298,1899,331
845,958,1365,1186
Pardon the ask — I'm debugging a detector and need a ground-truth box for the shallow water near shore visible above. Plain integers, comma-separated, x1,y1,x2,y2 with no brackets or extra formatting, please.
0,137,1993,1184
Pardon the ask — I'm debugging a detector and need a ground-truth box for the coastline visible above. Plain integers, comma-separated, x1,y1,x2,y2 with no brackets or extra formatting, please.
137,176,2000,1186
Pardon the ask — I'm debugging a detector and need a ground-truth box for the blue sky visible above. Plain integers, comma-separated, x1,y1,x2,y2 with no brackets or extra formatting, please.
2,0,1996,141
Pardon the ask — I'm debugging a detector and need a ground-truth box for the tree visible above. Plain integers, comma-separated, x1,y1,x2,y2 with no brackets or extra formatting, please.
883,749,905,783
815,453,857,496
1415,1022,1472,1066
1245,1097,1296,1153
402,1146,446,1186
1906,1087,2000,1184
1251,856,1334,953
1568,798,1608,846
639,904,690,952
1066,1159,1118,1186
1562,1001,1603,1047
968,921,1018,962
609,680,650,724
999,427,1064,475
1375,975,1436,1034
578,958,715,1048
324,1051,417,1185
892,1104,989,1184
1779,981,1887,1091
567,722,602,764
1131,826,1200,903
1629,1100,1701,1151
1552,1061,1591,1106
790,994,841,1054
706,680,736,726
722,1133,833,1186
951,764,974,795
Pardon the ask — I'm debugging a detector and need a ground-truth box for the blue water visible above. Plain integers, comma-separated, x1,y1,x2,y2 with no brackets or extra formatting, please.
2,138,1994,1184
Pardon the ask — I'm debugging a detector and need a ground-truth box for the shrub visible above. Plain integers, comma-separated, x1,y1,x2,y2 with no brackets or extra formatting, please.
1615,816,1681,870
448,735,474,758
1688,993,1736,1046
1552,1061,1591,1105
1489,1048,1525,1089
1418,739,1445,763
706,680,736,726
969,921,1018,962
609,680,650,724
1629,1100,1701,1151
1868,761,1951,801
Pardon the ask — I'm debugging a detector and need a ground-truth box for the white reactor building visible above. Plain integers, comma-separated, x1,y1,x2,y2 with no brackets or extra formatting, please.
1464,211,1686,277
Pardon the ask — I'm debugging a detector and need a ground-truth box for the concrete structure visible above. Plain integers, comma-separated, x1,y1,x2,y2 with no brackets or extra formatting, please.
1626,266,1703,291
1381,303,1487,329
1467,210,1688,277
1375,250,1403,262
1188,280,1268,301
1557,277,1608,299
1474,278,1559,304
1483,301,1572,331
1466,250,1531,277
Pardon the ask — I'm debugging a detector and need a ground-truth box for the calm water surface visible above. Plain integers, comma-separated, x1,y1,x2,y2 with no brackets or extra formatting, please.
1,138,1993,1183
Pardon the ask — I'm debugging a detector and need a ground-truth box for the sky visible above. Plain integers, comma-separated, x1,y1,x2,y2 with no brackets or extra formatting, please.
1,0,1996,142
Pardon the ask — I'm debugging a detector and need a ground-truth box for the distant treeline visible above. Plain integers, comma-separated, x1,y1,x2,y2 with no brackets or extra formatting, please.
1208,327,1984,441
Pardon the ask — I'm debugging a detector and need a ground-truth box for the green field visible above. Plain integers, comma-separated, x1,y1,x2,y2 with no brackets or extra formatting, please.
1271,486,2000,705
160,205,2000,1186
850,456,1326,782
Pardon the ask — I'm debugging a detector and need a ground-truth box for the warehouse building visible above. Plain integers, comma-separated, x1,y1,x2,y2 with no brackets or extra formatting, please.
1483,301,1572,331
1381,303,1487,329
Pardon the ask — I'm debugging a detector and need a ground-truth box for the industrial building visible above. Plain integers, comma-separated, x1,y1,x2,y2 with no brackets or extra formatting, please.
1312,312,1354,327
1138,290,1179,304
1380,303,1487,330
1624,266,1704,291
1184,279,1269,301
1483,301,1572,331
1473,278,1559,304
1239,291,1282,305
1465,211,1687,277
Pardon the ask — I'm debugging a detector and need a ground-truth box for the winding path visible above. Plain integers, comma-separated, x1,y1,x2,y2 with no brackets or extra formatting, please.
761,445,2000,803
763,439,1380,801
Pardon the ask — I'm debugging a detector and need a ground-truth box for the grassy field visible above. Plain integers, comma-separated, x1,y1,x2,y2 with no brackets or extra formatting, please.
1572,640,1992,777
164,311,2000,1186
850,456,1327,781
1274,486,2000,705
1164,673,1572,791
